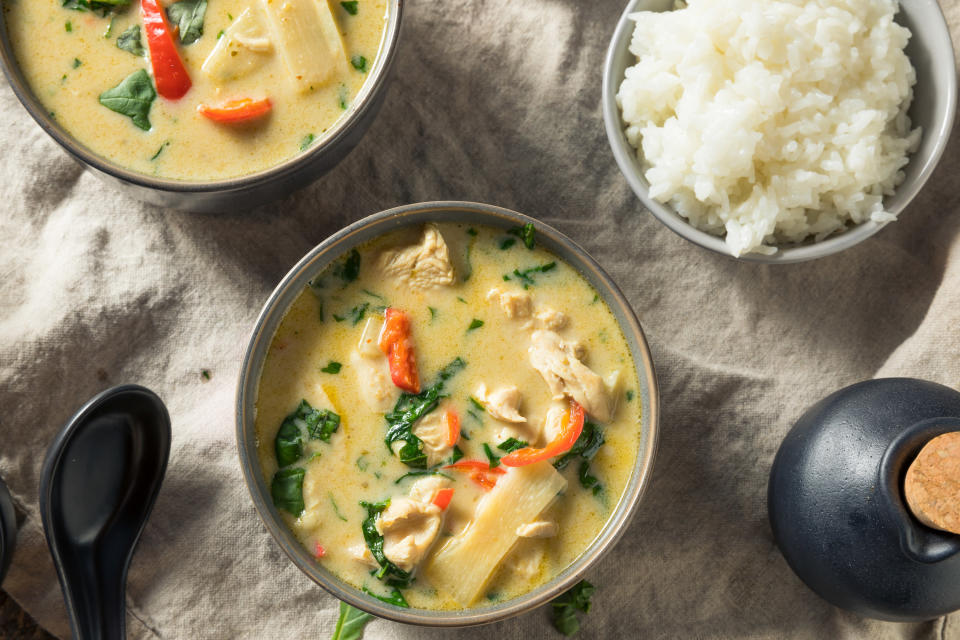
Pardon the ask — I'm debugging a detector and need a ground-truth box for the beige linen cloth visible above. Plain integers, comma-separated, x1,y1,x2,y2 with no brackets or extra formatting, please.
3,0,960,638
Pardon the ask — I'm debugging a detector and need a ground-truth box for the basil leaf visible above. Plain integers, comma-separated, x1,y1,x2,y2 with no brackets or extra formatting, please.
499,238,516,250
550,580,595,636
482,443,500,468
554,421,605,494
321,361,342,374
331,601,373,640
340,0,358,14
299,133,315,151
166,0,207,44
393,470,453,484
62,0,128,15
116,25,144,56
504,262,556,289
275,400,341,466
360,500,412,588
99,69,156,131
332,249,361,285
271,467,305,515
362,586,409,608
466,319,484,332
508,222,536,249
498,437,528,453
350,55,367,72
308,408,341,442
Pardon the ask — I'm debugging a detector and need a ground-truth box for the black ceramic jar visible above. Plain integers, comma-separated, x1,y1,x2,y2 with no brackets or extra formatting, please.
768,378,960,621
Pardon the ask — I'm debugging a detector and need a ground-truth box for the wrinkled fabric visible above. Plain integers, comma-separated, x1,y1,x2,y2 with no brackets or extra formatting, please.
2,0,960,638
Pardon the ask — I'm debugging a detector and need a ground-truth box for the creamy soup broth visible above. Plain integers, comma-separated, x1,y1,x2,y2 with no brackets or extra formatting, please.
254,223,642,609
6,0,386,180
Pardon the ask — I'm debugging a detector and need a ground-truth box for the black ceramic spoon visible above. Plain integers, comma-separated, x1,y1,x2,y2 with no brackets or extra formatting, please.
39,385,171,640
0,476,17,585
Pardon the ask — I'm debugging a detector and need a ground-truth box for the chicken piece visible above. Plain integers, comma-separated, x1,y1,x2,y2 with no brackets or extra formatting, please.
379,225,455,290
529,330,612,422
486,287,533,319
541,402,569,444
351,318,399,412
348,543,379,569
516,521,559,538
503,539,545,580
411,410,453,467
535,307,568,331
376,497,443,572
201,5,273,82
475,383,526,423
408,475,451,505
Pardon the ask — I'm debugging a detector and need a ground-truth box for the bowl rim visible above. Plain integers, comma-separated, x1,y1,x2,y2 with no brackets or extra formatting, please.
0,0,403,193
235,201,660,626
601,0,959,264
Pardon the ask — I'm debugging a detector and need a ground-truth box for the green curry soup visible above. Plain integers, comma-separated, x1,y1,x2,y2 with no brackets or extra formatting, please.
6,0,387,180
254,223,641,609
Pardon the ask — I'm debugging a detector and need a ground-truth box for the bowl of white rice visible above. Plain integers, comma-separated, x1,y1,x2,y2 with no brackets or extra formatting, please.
602,0,957,262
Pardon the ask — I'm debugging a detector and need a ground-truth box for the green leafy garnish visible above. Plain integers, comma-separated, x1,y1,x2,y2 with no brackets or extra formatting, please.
468,397,485,411
362,586,409,608
103,16,116,37
356,455,369,471
150,141,169,161
72,58,81,68
200,368,211,380
216,29,224,38
383,358,466,468
625,389,635,402
166,0,207,44
449,445,464,465
65,21,73,32
348,302,369,325
428,306,437,321
393,470,454,484
321,361,343,374
498,438,528,453
331,601,373,640
116,25,144,56
330,493,348,521
275,400,341,467
350,55,367,72
482,443,500,468
340,0,358,14
508,223,536,250
360,500,412,587
300,133,315,151
554,420,605,495
499,238,516,250
551,580,595,636
466,228,477,236
467,319,484,332
578,460,601,496
338,84,349,110
504,262,556,289
271,467,305,515
99,69,156,131
332,248,361,285
62,0,129,14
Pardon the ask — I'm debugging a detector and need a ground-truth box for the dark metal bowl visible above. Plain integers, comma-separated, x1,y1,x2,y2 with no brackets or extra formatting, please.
235,201,660,625
0,0,403,212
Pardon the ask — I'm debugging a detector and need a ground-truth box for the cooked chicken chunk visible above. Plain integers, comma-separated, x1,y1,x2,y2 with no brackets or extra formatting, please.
411,410,453,467
351,318,398,412
475,383,526,423
486,287,532,319
348,543,379,569
535,307,568,331
379,224,455,290
376,497,443,572
541,402,569,444
529,330,613,422
503,539,545,580
516,521,559,538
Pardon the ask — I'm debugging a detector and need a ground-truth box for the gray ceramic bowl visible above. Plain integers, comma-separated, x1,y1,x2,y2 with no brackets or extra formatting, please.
235,201,660,626
0,0,402,213
603,0,957,263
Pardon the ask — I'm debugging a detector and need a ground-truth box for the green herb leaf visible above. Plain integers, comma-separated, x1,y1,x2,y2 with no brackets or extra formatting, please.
466,228,477,237
65,21,73,32
383,358,466,468
62,0,129,14
271,467,305,515
103,16,116,37
166,0,207,44
578,460,602,495
308,409,341,442
468,396,485,411
348,302,369,326
350,55,367,72
625,389,635,402
330,493,348,521
449,444,464,465
338,84,349,110
393,470,454,484
505,262,556,289
340,0,358,14
150,141,169,161
116,25,145,56
499,238,516,250
362,586,409,608
275,400,341,467
99,69,156,131
300,133,315,151
550,580,595,636
428,306,437,321
321,361,343,374
508,222,536,249
482,443,500,468
498,438,528,453
554,421,605,495
216,29,224,38
332,248,361,285
467,319,484,332
72,58,81,68
360,500,412,587
331,601,373,640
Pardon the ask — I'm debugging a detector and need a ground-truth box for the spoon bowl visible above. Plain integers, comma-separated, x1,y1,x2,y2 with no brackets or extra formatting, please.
39,385,171,640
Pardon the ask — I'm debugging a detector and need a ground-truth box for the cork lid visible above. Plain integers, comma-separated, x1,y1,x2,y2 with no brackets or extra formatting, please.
904,432,960,535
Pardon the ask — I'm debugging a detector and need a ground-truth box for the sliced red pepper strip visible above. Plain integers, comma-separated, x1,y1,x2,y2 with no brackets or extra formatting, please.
141,0,192,100
444,460,506,475
314,543,326,558
501,401,585,467
378,308,420,393
198,97,272,123
445,410,460,447
432,487,454,510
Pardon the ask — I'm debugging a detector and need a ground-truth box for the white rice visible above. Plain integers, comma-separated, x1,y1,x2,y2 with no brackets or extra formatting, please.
617,0,921,256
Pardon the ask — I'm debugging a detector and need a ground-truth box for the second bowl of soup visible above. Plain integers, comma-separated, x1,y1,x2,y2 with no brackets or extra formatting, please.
0,0,401,211
236,201,659,624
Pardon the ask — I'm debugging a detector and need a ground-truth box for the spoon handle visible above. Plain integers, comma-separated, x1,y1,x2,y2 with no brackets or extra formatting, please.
56,549,126,640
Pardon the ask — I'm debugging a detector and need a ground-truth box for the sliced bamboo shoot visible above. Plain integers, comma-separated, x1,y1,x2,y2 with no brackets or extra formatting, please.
424,461,566,604
201,5,274,83
260,0,347,93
